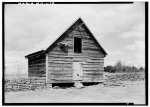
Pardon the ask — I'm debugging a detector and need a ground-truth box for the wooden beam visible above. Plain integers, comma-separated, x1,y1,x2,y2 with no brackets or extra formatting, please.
46,54,49,83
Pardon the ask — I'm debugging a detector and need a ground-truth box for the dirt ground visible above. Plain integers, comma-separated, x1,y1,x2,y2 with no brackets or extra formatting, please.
5,80,145,104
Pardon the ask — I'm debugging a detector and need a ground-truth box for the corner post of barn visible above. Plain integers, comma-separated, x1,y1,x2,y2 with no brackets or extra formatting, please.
46,53,52,88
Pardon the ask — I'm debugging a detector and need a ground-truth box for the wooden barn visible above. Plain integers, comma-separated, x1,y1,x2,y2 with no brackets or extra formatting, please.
25,17,107,85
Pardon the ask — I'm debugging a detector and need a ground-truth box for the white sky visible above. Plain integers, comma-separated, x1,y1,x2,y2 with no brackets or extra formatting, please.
5,2,145,74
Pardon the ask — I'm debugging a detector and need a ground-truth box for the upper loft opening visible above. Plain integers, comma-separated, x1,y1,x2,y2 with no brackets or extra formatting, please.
74,37,82,53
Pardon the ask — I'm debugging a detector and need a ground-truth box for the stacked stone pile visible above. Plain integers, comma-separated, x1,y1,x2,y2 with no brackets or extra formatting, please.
4,77,51,92
103,72,145,87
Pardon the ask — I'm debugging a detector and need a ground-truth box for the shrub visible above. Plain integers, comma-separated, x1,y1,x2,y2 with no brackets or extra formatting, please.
104,65,116,73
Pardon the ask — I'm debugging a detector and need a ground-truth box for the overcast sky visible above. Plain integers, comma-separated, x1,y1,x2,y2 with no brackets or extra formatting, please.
5,2,145,74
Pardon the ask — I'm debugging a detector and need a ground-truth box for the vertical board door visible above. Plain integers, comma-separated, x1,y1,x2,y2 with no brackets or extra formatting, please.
73,62,83,80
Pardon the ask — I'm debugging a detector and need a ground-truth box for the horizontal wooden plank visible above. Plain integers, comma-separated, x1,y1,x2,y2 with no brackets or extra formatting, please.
86,60,104,63
49,65,72,68
82,47,99,51
29,63,45,67
49,73,72,77
48,53,103,59
72,30,81,35
83,64,100,68
83,72,103,74
83,39,95,43
48,62,72,65
50,72,72,75
83,69,103,72
63,38,73,41
48,61,72,64
48,67,72,71
83,62,103,65
29,68,45,71
48,70,72,72
83,67,100,71
49,67,72,69
49,56,73,59
49,79,73,83
83,50,100,53
50,76,72,80
83,73,103,76
83,54,103,57
84,55,103,58
48,54,72,58
49,60,72,63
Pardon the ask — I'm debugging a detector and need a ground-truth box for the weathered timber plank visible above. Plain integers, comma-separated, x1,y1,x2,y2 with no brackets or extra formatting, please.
83,67,100,71
83,72,103,74
83,66,100,68
48,69,72,72
28,67,45,70
83,63,101,66
50,73,72,77
83,68,104,71
52,45,72,51
48,66,72,69
83,75,102,78
29,59,45,62
49,59,72,62
72,30,81,35
82,43,97,47
48,61,72,64
84,55,103,58
29,61,45,65
49,52,68,55
49,56,73,59
49,63,72,67
49,79,73,83
62,37,73,41
48,55,72,58
29,63,45,67
83,63,103,65
83,72,103,75
50,76,72,80
83,53,102,57
48,67,72,71
51,50,67,54
83,69,103,72
49,53,103,58
82,50,101,54
50,71,72,74
83,40,95,43
48,65,72,69
83,48,100,52
86,60,104,63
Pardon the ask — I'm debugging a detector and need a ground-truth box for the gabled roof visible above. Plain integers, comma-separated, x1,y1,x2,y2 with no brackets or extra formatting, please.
25,17,107,58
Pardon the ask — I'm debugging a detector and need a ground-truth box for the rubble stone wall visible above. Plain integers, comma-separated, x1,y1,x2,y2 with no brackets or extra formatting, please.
4,77,51,91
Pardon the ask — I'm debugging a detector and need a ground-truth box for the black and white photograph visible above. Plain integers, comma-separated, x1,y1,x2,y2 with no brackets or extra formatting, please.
3,2,147,105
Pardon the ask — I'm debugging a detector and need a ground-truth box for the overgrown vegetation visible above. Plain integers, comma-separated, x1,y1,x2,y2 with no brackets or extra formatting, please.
104,60,145,73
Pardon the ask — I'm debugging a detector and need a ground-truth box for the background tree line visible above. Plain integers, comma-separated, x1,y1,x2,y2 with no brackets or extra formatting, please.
104,60,145,73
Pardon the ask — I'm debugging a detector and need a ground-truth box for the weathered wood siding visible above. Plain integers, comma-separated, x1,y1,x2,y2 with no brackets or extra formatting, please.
28,54,46,77
47,23,104,83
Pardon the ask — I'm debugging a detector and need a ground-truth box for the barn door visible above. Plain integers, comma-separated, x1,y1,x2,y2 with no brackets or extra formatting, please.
73,62,83,81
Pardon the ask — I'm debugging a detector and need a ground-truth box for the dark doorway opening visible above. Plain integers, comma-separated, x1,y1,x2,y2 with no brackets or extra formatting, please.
74,37,82,53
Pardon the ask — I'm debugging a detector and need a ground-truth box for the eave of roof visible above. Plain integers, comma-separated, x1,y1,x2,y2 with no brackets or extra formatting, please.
25,50,45,58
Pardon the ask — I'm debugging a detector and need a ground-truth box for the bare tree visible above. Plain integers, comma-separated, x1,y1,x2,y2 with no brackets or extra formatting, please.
114,60,123,72
15,59,23,79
